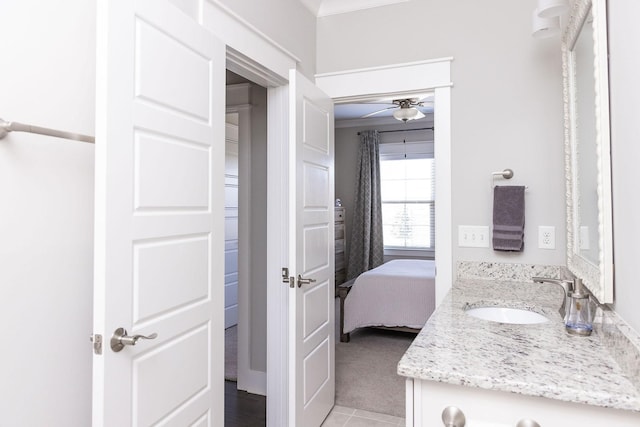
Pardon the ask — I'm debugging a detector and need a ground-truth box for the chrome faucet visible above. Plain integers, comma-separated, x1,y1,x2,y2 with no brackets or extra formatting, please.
531,277,575,319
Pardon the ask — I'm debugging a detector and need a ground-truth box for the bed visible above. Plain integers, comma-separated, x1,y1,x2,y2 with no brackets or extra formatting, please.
339,259,436,342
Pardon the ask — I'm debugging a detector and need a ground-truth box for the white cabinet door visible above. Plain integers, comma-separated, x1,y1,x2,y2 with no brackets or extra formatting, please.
288,69,336,427
92,0,225,425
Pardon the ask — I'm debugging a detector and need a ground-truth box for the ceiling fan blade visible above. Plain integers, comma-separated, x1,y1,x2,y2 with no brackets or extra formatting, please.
361,106,396,118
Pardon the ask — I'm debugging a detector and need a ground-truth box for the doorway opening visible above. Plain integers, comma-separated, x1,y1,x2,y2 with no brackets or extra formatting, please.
223,69,269,424
332,93,436,419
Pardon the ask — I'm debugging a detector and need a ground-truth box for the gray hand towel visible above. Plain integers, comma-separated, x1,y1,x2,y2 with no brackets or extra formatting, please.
492,185,525,251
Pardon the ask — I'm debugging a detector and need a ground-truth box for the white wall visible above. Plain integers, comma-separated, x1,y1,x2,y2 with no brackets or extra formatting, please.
249,84,268,372
0,0,95,425
319,0,566,268
609,0,640,333
217,0,317,79
326,0,640,335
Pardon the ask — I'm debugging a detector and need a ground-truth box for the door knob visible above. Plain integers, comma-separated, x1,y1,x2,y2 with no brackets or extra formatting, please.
297,274,316,288
110,327,158,352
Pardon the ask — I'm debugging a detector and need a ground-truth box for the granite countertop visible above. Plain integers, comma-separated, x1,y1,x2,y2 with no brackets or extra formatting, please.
397,278,640,412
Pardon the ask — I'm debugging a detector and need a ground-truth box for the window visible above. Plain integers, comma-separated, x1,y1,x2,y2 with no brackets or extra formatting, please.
379,140,435,253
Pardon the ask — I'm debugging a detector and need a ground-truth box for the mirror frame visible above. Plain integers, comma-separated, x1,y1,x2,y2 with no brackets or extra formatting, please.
563,0,613,303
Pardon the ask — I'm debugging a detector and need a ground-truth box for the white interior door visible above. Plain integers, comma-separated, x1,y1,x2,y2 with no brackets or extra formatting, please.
92,0,226,425
288,70,335,427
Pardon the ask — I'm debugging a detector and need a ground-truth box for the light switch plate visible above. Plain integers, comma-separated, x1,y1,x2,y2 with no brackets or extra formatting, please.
458,225,489,248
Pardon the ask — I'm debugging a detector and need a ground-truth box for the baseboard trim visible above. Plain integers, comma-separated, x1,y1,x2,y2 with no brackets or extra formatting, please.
238,369,267,396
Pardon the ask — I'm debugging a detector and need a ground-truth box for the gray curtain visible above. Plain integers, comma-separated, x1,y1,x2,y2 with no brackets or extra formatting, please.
347,130,384,280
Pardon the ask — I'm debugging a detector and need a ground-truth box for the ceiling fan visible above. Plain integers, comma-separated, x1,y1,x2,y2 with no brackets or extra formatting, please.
361,98,433,122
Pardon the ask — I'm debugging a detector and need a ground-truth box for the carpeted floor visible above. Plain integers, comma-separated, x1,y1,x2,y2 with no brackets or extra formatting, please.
334,320,414,418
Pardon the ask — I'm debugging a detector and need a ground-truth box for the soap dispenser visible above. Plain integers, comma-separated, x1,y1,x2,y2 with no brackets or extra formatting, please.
565,278,593,336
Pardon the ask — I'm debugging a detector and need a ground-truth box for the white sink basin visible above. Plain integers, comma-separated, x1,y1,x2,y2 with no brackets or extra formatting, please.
465,306,549,325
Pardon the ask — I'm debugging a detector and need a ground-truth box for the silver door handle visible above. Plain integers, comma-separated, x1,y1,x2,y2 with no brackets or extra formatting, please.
110,327,158,352
297,274,316,288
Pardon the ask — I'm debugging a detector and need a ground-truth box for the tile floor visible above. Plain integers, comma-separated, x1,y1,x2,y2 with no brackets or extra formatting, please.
321,405,405,426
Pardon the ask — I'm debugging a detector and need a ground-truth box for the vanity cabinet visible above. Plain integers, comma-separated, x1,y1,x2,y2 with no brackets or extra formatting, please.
406,379,640,427
398,276,640,427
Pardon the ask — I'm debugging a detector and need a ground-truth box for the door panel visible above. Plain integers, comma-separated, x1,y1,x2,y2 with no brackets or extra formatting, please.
303,338,330,404
93,0,225,425
304,164,330,208
303,282,330,338
133,235,210,323
303,226,330,272
289,69,335,427
135,134,210,209
133,325,209,425
134,19,211,121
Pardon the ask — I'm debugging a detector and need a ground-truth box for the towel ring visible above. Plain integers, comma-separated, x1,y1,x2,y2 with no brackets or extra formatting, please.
493,169,514,179
491,168,513,190
490,169,529,191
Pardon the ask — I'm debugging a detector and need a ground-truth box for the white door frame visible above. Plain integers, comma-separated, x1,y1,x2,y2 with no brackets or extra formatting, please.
315,59,454,306
225,100,271,396
199,2,297,424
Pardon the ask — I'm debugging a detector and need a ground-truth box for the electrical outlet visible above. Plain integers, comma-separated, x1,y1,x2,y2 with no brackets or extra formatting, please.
538,226,555,249
458,226,489,248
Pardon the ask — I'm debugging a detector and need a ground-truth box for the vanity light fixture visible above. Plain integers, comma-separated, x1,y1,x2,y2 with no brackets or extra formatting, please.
536,0,569,18
532,8,561,39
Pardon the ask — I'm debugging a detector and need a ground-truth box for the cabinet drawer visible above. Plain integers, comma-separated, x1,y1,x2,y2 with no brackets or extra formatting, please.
335,223,345,240
335,207,345,222
335,254,345,270
335,238,345,253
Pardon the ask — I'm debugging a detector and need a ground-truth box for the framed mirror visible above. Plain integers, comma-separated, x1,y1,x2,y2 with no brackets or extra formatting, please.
563,0,613,303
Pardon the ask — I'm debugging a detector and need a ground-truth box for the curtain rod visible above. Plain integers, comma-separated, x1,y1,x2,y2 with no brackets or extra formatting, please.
0,118,95,144
357,127,434,135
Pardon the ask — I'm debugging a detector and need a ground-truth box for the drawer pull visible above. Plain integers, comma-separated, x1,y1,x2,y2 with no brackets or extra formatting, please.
441,406,465,427
516,419,540,427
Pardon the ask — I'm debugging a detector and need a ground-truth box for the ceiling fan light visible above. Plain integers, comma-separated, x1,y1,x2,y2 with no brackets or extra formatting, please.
393,107,419,122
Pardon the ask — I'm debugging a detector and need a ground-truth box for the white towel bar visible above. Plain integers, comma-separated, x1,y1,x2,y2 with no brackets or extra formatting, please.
0,118,95,143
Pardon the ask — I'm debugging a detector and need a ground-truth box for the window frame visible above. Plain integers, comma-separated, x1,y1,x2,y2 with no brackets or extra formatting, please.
379,139,435,257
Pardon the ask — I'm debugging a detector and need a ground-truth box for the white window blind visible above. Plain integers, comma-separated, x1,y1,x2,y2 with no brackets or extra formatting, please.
379,140,435,251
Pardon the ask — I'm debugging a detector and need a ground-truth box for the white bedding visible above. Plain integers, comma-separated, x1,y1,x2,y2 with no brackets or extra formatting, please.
344,259,436,333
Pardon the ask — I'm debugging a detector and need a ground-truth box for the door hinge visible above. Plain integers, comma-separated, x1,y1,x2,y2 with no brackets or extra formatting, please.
282,267,294,288
90,334,103,355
